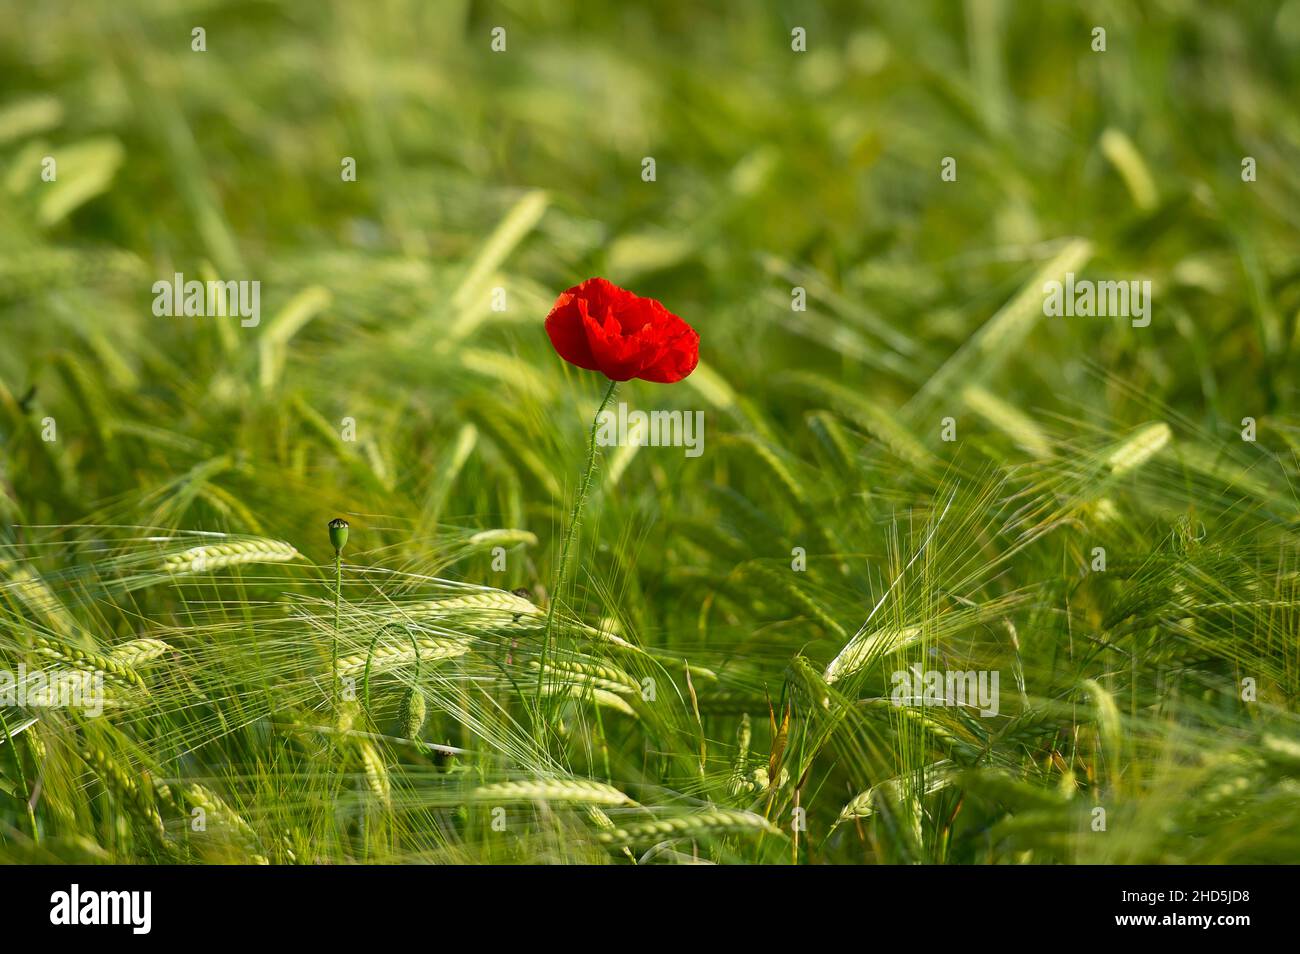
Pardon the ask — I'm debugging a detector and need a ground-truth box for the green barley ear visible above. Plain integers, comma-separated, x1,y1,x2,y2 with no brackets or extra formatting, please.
397,686,426,739
328,517,349,554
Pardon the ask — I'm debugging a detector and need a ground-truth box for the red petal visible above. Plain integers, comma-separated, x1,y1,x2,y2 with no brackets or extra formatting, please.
544,292,600,372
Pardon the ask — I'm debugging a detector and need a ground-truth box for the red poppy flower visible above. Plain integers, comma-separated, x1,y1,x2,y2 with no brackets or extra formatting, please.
545,277,699,383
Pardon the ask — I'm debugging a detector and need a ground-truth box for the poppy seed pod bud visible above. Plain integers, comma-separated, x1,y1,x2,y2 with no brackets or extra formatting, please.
328,518,349,554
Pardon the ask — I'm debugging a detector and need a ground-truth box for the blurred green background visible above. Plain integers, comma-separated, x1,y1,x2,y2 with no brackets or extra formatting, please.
1,1,1299,864
2,1,1298,499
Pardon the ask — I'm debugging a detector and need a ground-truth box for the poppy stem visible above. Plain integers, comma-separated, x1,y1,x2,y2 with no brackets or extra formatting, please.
0,708,38,845
332,551,342,707
536,378,618,724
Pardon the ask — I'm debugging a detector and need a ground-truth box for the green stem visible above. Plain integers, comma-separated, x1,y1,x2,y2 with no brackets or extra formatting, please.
332,552,342,707
362,630,380,715
0,708,38,845
535,378,618,723
326,551,344,830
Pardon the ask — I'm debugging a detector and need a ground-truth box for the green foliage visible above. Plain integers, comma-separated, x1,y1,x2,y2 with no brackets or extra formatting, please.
1,0,1298,864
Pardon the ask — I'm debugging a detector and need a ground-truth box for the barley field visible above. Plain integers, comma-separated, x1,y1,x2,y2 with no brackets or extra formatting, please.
1,0,1299,866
